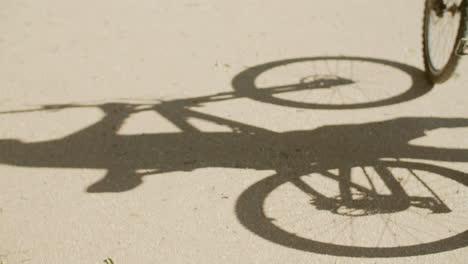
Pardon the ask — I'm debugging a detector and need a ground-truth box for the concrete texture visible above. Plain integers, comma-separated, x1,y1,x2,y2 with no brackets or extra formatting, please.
0,1,467,263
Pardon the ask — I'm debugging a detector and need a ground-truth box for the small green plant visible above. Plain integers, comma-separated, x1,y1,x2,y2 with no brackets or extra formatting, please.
104,258,114,264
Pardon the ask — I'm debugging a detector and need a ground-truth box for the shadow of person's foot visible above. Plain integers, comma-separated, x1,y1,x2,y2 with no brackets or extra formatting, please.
86,170,142,193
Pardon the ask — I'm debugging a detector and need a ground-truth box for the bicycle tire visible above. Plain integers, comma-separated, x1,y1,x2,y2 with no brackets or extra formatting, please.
423,0,467,83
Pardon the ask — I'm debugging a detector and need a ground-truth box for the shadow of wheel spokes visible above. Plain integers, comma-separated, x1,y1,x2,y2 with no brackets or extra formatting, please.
232,56,433,109
235,161,468,257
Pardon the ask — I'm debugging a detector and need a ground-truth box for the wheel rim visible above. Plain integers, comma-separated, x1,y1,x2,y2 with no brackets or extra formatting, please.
426,0,463,72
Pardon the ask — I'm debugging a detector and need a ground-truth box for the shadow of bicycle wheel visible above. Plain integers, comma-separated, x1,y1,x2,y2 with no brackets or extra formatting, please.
232,56,433,109
235,160,468,257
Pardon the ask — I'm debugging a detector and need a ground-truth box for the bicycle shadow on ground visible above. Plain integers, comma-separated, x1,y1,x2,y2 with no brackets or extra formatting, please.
0,106,467,257
0,57,465,258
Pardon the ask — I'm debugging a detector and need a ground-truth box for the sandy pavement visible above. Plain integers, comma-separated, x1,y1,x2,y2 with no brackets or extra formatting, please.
1,0,467,263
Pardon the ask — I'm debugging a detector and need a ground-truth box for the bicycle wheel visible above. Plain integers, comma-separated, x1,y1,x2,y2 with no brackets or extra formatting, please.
236,161,468,257
423,0,466,83
232,57,432,110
